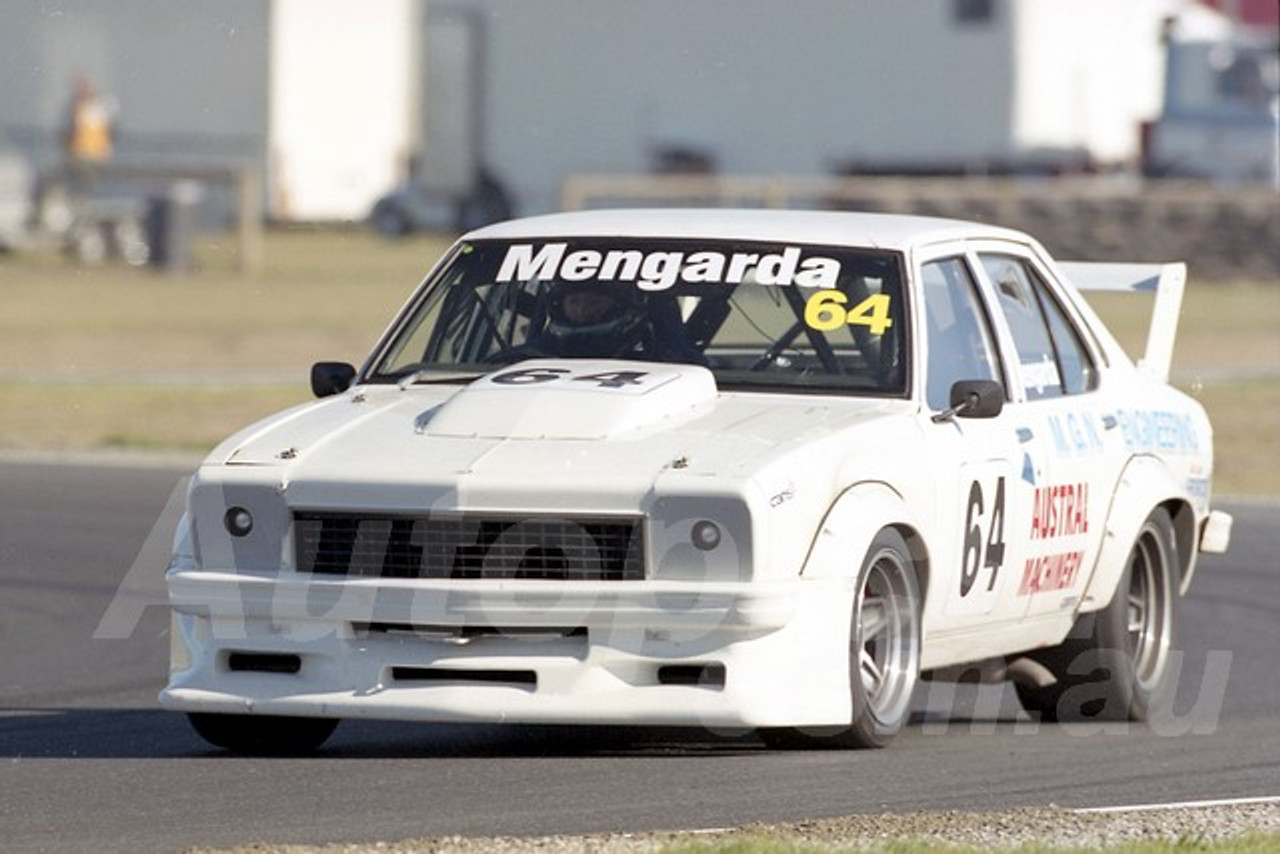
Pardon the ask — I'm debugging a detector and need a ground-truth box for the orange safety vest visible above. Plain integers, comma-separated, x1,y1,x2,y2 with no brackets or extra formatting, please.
69,99,113,161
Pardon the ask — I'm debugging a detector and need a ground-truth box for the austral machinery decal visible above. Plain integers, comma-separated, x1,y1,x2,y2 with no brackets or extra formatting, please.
496,243,842,291
1019,481,1089,596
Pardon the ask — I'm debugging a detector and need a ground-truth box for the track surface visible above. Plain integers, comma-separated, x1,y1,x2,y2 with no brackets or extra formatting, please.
1,460,1277,853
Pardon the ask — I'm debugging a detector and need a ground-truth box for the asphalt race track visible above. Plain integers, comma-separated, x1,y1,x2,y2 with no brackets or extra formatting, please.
1,459,1277,853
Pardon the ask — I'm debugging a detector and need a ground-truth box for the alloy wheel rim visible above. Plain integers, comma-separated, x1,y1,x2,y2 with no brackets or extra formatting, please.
856,549,918,723
1127,525,1171,688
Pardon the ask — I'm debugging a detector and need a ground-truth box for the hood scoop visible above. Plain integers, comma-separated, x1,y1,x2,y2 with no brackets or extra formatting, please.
422,359,717,440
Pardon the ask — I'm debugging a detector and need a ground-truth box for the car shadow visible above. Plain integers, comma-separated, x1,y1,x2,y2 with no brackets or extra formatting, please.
0,703,1056,761
0,707,768,759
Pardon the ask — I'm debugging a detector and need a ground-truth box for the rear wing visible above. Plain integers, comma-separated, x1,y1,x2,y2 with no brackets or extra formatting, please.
1058,261,1186,383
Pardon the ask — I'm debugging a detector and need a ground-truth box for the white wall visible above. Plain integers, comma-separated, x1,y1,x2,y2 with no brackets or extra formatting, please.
458,0,1019,212
2,1,1183,222
1009,0,1173,164
268,0,417,220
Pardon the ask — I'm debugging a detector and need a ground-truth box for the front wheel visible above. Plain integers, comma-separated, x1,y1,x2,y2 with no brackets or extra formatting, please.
187,713,339,754
762,528,921,749
1016,507,1179,722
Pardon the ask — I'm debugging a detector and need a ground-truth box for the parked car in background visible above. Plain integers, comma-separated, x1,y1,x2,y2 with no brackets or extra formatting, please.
370,169,513,237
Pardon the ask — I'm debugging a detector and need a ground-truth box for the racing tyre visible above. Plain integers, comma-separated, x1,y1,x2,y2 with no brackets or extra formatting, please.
1015,507,1178,723
187,713,339,754
762,528,921,749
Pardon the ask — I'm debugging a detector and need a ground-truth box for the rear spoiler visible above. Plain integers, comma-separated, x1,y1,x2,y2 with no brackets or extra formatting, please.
1058,261,1186,383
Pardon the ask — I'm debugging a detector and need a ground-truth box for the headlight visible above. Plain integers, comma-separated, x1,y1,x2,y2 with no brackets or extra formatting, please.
223,506,254,538
691,520,722,551
649,495,752,581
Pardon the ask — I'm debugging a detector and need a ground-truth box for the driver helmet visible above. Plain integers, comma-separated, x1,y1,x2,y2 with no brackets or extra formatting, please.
545,282,646,355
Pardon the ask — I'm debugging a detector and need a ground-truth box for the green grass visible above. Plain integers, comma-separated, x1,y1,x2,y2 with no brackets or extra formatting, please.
0,228,1275,497
0,228,451,376
1083,282,1280,382
0,228,449,455
0,382,310,453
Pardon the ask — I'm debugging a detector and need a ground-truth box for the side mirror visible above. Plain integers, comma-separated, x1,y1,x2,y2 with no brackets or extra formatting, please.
932,379,1004,423
310,362,357,398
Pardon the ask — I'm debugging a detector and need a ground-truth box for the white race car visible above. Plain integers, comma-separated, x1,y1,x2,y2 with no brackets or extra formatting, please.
161,209,1232,751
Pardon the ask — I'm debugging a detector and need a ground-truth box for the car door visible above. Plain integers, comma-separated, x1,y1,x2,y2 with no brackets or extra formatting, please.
971,244,1126,621
916,250,1040,636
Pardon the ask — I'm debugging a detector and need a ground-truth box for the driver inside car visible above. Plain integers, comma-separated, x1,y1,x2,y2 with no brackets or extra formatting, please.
494,282,706,365
544,282,649,357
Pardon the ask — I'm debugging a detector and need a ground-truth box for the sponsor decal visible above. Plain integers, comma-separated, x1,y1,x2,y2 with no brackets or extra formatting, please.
768,481,796,509
1020,451,1037,485
1029,482,1089,540
1020,356,1060,395
1186,476,1210,512
1020,480,1090,597
1047,412,1104,458
496,243,842,292
1018,549,1084,595
1115,409,1200,454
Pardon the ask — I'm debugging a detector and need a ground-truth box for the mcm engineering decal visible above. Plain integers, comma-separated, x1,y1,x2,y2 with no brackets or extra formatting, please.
1116,409,1200,454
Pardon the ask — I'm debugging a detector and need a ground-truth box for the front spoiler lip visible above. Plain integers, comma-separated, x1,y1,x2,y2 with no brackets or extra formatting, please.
166,570,801,632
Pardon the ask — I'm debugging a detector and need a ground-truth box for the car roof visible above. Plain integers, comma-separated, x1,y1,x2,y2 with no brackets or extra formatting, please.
464,208,1034,252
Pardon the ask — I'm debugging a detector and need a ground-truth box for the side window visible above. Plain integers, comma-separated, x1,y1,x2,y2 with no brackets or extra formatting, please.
921,258,1002,411
979,254,1096,399
1040,285,1095,394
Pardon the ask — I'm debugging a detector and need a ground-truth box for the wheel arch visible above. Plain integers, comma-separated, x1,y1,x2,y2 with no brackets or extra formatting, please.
1080,455,1197,612
801,480,930,602
1165,496,1199,595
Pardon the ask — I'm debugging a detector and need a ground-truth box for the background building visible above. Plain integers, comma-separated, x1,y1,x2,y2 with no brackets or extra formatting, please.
0,0,1273,226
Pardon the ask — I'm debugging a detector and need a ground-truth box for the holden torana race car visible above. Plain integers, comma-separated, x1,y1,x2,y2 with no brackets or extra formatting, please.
161,209,1232,752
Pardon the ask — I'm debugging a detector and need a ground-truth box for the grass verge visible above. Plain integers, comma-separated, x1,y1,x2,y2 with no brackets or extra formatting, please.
0,382,310,454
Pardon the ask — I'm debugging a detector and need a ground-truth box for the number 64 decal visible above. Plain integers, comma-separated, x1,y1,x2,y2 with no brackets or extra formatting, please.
960,476,1006,597
490,367,650,389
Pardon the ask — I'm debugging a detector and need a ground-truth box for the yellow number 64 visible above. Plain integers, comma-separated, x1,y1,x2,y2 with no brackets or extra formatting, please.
804,290,893,336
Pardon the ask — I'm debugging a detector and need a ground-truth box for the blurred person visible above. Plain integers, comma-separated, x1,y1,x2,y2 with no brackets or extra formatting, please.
62,74,116,204
64,74,115,164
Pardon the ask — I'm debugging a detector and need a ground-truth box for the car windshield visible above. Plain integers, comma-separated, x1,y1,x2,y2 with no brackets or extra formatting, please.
367,237,910,395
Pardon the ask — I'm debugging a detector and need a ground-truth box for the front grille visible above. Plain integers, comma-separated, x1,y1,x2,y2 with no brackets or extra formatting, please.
293,512,645,581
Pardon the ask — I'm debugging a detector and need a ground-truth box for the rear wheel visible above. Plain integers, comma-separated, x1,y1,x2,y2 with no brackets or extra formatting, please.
1015,507,1178,722
762,528,921,749
187,713,339,754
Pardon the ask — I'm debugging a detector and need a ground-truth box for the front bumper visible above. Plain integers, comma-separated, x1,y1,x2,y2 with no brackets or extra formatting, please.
161,570,856,729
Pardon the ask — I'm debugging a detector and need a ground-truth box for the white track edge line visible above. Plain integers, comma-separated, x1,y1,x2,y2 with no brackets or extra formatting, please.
1075,795,1280,814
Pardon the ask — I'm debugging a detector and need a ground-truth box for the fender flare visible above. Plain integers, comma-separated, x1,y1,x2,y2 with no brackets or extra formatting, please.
800,481,929,600
1079,454,1196,612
